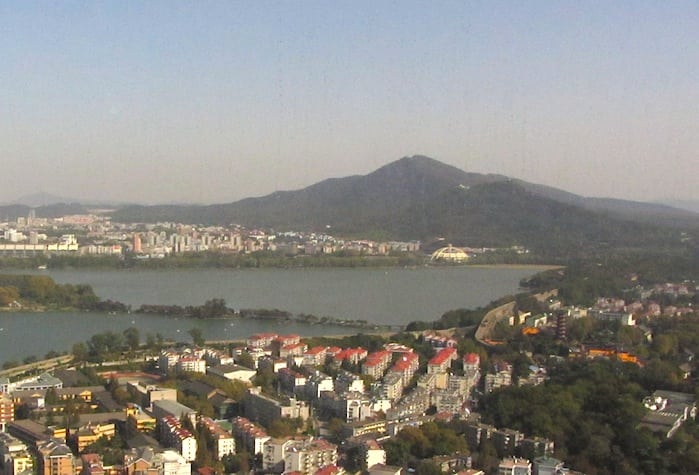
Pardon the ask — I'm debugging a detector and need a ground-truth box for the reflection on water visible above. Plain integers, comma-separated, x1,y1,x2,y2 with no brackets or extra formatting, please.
0,266,547,362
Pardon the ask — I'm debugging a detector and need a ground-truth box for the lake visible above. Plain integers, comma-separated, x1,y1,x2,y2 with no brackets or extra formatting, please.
0,266,549,363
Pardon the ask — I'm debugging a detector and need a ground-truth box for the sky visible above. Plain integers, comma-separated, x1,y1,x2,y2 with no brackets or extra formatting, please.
1,1,698,205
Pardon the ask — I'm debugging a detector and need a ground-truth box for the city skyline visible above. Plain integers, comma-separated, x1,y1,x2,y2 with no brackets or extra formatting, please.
2,2,698,204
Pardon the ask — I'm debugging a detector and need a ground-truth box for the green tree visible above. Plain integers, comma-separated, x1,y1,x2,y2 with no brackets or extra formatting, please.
236,352,255,369
189,327,205,347
416,460,442,475
123,327,140,351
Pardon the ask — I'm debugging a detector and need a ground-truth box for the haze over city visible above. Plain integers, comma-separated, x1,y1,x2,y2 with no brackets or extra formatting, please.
2,2,698,205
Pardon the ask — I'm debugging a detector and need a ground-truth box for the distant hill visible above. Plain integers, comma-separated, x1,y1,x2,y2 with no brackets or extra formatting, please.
657,199,699,215
0,203,89,221
9,192,79,207
104,155,699,256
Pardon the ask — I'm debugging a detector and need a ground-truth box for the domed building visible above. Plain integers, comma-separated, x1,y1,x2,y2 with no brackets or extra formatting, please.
430,245,469,263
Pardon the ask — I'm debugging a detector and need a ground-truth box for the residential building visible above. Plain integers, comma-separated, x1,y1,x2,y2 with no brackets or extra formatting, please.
159,416,197,462
151,450,191,475
0,393,14,431
303,347,327,367
175,356,206,374
263,438,294,473
151,400,197,427
485,362,513,393
36,439,76,475
306,373,334,400
498,457,531,475
80,453,104,475
427,347,457,375
386,353,420,388
362,351,392,379
197,417,235,460
231,417,270,455
283,438,337,475
207,364,256,384
363,440,386,470
0,433,33,475
70,423,116,452
244,388,309,428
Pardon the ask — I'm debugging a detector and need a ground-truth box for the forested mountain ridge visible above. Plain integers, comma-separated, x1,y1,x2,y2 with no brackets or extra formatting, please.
107,156,699,256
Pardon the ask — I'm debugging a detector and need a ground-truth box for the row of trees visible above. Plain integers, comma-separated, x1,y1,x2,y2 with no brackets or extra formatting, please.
0,274,99,308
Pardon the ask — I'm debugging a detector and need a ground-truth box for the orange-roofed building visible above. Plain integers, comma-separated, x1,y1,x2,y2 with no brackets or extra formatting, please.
427,347,457,374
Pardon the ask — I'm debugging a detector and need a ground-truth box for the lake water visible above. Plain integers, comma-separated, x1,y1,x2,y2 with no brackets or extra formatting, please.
0,266,548,363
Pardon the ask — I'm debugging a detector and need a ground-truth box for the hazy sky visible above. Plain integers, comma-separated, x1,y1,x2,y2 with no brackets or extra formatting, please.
2,1,698,204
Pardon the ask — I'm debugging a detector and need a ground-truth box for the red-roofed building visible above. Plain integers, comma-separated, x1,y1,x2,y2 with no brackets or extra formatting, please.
247,333,279,349
303,347,327,367
388,353,420,387
276,335,301,346
325,347,343,360
463,353,480,372
314,465,342,475
423,332,458,348
428,347,457,374
334,348,368,365
384,343,414,355
272,335,302,356
362,351,393,379
280,343,308,358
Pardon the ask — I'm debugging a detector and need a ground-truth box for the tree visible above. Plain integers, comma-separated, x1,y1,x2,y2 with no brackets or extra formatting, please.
189,328,205,347
326,418,346,442
123,327,140,352
416,460,442,475
45,388,59,405
72,342,89,362
222,451,250,474
236,352,255,369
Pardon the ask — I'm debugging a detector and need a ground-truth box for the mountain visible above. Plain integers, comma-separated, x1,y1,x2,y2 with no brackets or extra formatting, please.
657,199,699,215
109,156,698,256
0,203,89,221
9,192,80,207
